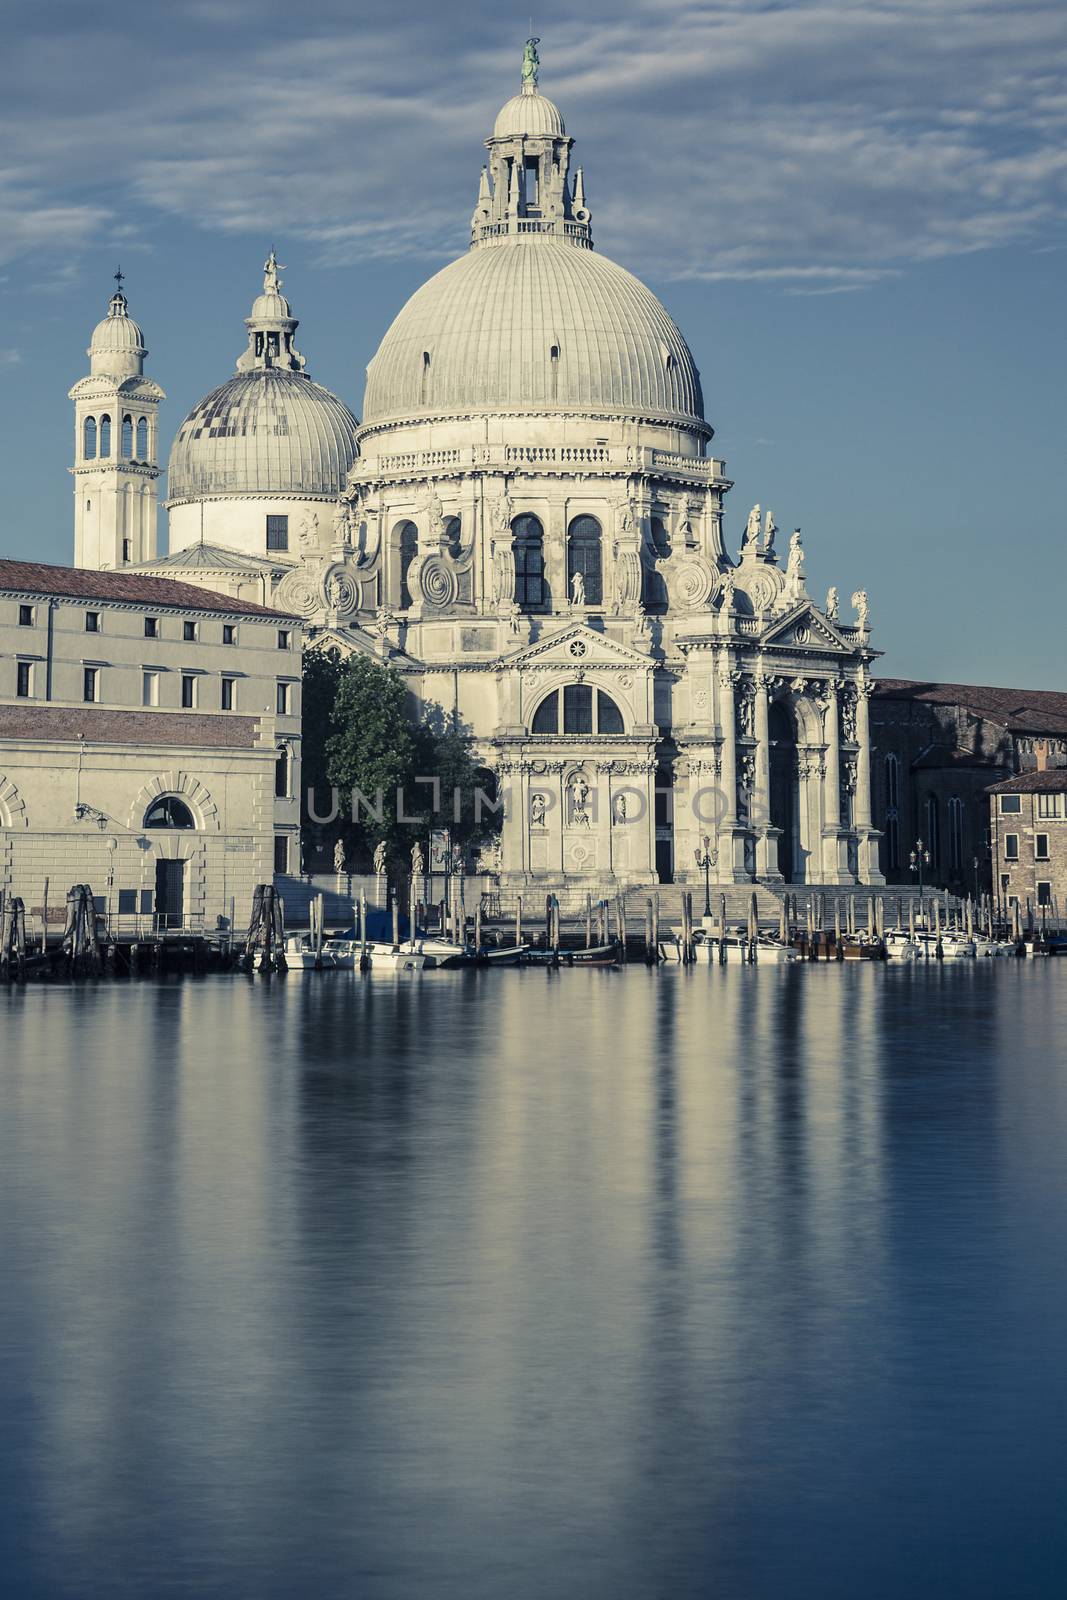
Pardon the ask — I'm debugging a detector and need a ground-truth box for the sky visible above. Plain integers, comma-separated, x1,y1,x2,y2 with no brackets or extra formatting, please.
3,0,1065,686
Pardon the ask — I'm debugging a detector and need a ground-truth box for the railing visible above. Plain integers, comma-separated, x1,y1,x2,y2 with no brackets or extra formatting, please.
378,448,463,473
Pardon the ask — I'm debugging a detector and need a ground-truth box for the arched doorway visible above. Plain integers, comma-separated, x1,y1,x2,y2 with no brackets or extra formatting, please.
768,700,798,881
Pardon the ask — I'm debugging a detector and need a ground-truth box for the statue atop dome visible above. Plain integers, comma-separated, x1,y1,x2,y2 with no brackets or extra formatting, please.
262,250,285,295
521,37,540,88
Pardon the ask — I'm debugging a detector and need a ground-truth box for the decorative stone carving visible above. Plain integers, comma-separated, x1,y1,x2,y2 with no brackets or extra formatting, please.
720,567,736,611
570,570,586,607
568,772,591,827
490,492,513,535
416,552,459,609
422,481,445,544
275,567,322,620
742,503,761,550
851,589,870,629
840,694,858,743
322,564,359,616
298,511,320,550
786,528,804,580
763,508,777,556
530,791,547,828
825,585,839,620
667,554,717,611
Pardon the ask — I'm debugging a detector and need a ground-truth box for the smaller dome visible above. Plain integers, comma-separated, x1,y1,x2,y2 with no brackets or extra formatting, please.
88,289,147,377
249,288,292,324
492,86,566,140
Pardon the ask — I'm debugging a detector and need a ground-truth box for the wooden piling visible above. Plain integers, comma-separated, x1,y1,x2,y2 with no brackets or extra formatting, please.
515,895,523,949
585,892,593,950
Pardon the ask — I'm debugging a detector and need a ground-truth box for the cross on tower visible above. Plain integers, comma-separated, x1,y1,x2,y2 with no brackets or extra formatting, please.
114,265,125,291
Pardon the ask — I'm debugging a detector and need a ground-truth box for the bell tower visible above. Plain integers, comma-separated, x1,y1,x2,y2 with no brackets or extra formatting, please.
69,271,166,569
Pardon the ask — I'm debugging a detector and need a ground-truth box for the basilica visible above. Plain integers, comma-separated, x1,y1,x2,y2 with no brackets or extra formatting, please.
69,45,883,897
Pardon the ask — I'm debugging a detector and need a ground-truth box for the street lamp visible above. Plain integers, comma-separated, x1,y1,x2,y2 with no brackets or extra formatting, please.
694,833,717,919
909,837,931,922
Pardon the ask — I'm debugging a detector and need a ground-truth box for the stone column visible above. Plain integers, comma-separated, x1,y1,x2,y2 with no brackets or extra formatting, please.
718,659,738,825
853,675,885,885
823,681,841,830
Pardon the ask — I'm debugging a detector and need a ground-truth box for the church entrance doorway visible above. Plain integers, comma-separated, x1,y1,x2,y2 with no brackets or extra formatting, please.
769,701,798,882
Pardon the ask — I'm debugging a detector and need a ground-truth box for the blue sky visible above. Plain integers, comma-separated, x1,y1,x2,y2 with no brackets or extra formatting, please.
3,0,1065,685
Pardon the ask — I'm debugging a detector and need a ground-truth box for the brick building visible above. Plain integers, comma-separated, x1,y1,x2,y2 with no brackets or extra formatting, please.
987,770,1067,916
870,680,1067,896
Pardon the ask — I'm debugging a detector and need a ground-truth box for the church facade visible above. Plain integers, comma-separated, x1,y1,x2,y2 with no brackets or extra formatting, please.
72,46,883,897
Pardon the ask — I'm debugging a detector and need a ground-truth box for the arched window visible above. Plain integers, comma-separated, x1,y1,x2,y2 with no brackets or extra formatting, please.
885,753,899,809
396,521,419,608
83,415,97,460
98,414,111,458
135,416,148,459
567,515,602,606
513,514,545,609
443,515,462,559
948,796,964,873
121,414,133,457
275,747,290,799
883,753,900,869
925,794,940,868
530,685,625,735
144,796,195,829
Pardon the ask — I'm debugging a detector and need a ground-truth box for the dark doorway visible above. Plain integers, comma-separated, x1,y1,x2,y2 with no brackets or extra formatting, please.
154,859,185,929
768,701,797,881
655,838,673,884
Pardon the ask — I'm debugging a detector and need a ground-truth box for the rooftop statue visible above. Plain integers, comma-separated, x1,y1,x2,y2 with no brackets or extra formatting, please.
521,37,540,87
262,250,284,295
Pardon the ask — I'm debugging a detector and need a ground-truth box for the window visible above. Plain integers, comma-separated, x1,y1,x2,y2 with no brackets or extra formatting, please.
443,516,462,559
142,671,159,707
266,514,289,552
98,414,111,458
885,815,900,871
276,681,290,715
567,515,603,606
1035,833,1050,860
1037,793,1064,819
274,834,290,874
1004,834,1019,861
83,666,98,703
121,414,133,457
275,747,289,798
144,796,195,829
1038,881,1053,907
85,611,100,634
531,686,626,736
117,889,137,916
277,629,291,651
83,416,97,459
135,416,148,459
18,604,34,627
564,683,593,734
513,514,545,609
122,539,131,565
925,794,940,868
144,616,158,638
397,521,419,608
948,796,964,873
183,620,197,642
221,677,235,711
181,674,196,709
884,753,899,809
16,661,32,698
222,624,236,645
1000,794,1022,814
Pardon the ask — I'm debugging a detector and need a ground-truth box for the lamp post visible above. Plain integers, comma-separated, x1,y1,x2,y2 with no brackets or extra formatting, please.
694,834,716,920
909,838,930,924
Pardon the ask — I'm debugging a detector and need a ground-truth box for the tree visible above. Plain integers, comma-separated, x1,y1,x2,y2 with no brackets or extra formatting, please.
300,649,502,873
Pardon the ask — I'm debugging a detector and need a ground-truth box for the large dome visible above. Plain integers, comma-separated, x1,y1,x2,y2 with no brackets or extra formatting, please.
362,238,705,429
168,370,358,501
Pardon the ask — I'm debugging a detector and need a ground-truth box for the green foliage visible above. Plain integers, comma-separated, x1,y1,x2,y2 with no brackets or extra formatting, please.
301,647,501,872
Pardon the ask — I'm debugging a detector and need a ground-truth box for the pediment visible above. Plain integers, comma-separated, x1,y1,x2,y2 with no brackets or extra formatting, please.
500,621,652,671
307,623,419,667
761,603,856,654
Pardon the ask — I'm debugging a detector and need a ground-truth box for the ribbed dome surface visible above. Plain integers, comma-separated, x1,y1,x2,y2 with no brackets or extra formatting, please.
362,239,704,427
168,370,358,501
493,88,565,139
90,311,145,354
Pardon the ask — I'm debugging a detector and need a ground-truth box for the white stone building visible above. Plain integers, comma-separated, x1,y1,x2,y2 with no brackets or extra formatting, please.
0,559,302,924
74,46,882,900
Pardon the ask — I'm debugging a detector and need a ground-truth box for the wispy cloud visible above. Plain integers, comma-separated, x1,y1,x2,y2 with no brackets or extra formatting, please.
0,348,22,366
2,0,1066,289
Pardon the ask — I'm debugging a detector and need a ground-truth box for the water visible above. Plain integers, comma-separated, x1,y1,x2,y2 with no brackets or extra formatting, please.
1,963,1066,1599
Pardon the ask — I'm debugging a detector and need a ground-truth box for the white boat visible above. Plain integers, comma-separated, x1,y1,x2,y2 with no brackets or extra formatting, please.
323,936,426,971
884,930,924,962
694,931,797,964
412,935,474,968
283,933,341,971
914,931,976,960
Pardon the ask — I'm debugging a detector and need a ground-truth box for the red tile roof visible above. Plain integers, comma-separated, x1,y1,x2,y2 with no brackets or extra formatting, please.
874,678,1067,735
0,558,298,620
0,704,260,748
987,770,1067,794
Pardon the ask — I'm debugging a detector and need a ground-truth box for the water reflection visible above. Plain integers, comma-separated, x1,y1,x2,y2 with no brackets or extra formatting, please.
2,965,1066,1598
